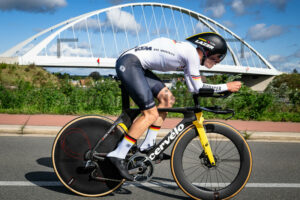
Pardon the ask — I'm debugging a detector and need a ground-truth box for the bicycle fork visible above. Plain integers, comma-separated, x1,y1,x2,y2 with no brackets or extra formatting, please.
193,112,216,166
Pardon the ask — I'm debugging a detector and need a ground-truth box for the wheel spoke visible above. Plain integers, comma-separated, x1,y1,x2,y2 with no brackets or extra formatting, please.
190,168,208,184
219,146,238,158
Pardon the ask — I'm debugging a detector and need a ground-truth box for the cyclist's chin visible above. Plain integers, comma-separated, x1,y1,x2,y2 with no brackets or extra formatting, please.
203,60,215,69
204,63,214,69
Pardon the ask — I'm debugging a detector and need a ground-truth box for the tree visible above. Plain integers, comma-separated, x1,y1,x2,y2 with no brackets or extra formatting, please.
292,68,298,74
89,71,101,81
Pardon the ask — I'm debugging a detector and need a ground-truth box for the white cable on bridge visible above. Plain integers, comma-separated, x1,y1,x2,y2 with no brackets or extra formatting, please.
161,6,170,38
151,5,160,37
258,55,264,69
108,9,119,57
188,11,196,35
222,29,229,66
171,7,180,41
97,14,107,58
121,8,130,50
44,41,48,56
130,6,141,45
251,47,263,69
85,18,94,58
229,28,243,67
227,32,241,66
241,40,252,69
142,5,151,41
205,18,213,32
179,9,188,38
71,25,78,57
148,11,154,37
249,45,258,69
58,33,62,57
157,9,163,36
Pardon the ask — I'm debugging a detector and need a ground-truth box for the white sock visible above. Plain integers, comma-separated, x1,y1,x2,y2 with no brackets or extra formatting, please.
139,125,160,151
107,134,136,159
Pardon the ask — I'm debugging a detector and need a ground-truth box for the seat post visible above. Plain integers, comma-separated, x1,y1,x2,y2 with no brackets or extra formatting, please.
120,84,130,110
193,94,199,107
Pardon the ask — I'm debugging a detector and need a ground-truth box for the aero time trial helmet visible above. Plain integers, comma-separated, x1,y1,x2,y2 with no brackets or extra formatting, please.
186,32,227,65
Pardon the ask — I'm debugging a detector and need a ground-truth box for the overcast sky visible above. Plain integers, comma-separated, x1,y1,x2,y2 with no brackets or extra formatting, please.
0,0,299,74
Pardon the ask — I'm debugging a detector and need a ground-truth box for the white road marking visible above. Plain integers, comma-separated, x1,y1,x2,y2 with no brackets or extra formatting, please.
1,181,300,188
0,181,62,186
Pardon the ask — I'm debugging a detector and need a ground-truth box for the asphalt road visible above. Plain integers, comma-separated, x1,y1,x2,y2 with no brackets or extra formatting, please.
0,136,300,200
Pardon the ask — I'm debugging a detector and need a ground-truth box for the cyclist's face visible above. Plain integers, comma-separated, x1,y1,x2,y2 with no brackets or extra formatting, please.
204,54,222,69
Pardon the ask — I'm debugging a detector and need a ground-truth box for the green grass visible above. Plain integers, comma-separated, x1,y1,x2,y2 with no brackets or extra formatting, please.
0,63,59,87
0,63,299,122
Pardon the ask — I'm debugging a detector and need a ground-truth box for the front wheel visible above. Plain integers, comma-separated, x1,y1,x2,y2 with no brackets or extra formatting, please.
171,121,252,200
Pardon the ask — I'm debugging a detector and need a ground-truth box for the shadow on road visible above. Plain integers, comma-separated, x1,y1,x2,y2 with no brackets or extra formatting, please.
133,176,191,200
36,157,52,168
24,171,74,195
30,157,188,199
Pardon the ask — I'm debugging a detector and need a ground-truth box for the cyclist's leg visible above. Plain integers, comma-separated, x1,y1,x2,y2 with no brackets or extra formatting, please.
107,54,160,180
144,69,176,124
139,71,175,151
114,54,161,136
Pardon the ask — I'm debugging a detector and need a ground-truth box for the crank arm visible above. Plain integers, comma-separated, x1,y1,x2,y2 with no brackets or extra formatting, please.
90,170,123,182
128,167,144,175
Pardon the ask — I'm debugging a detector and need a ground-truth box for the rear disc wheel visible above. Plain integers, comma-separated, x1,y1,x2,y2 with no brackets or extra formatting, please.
52,115,125,197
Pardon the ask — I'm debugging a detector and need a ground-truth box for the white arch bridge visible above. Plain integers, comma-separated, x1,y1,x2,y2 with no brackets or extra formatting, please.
0,2,281,91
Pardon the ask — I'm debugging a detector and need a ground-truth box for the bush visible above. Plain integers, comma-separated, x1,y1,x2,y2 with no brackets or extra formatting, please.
0,71,299,122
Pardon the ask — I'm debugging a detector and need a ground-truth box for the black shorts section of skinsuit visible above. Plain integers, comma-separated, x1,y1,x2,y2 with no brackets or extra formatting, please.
116,54,165,110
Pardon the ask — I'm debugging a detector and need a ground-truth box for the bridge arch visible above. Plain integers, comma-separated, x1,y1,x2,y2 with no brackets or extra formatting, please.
1,2,280,77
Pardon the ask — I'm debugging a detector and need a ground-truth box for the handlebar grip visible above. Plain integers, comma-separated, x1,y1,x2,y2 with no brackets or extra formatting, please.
217,91,232,98
195,89,232,98
198,88,214,96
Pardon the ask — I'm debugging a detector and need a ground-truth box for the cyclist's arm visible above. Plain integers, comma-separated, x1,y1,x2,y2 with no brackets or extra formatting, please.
184,71,228,93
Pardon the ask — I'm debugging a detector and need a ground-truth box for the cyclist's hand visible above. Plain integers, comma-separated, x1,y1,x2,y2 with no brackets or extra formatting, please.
226,81,242,92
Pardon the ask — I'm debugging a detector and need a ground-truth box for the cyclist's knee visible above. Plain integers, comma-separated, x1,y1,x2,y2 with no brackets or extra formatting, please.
169,94,175,106
157,87,175,107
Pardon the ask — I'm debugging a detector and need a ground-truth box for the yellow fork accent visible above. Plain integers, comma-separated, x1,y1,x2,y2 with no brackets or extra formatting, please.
193,112,216,166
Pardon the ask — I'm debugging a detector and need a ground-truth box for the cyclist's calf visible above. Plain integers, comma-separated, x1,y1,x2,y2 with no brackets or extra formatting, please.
143,107,160,123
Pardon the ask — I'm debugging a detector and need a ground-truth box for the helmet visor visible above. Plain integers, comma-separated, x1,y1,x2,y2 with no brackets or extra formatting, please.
218,53,226,62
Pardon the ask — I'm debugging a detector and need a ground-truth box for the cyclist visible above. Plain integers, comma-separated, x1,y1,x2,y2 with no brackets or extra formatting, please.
107,32,242,180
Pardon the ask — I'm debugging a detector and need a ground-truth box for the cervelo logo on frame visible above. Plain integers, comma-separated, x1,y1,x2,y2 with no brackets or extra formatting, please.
149,124,185,160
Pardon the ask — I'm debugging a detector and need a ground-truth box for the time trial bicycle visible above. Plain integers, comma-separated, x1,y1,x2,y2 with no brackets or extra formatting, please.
52,77,252,200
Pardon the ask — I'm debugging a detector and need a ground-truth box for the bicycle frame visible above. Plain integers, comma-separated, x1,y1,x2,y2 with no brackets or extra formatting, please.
89,83,223,166
52,80,251,199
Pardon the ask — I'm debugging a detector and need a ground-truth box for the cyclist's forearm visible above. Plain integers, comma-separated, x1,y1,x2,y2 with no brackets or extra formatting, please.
202,83,228,93
185,74,228,93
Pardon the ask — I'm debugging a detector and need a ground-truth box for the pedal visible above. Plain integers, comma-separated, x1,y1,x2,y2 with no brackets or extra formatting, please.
85,160,97,170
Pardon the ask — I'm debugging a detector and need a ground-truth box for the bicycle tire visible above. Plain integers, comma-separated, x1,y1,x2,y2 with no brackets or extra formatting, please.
171,121,252,200
52,115,125,197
